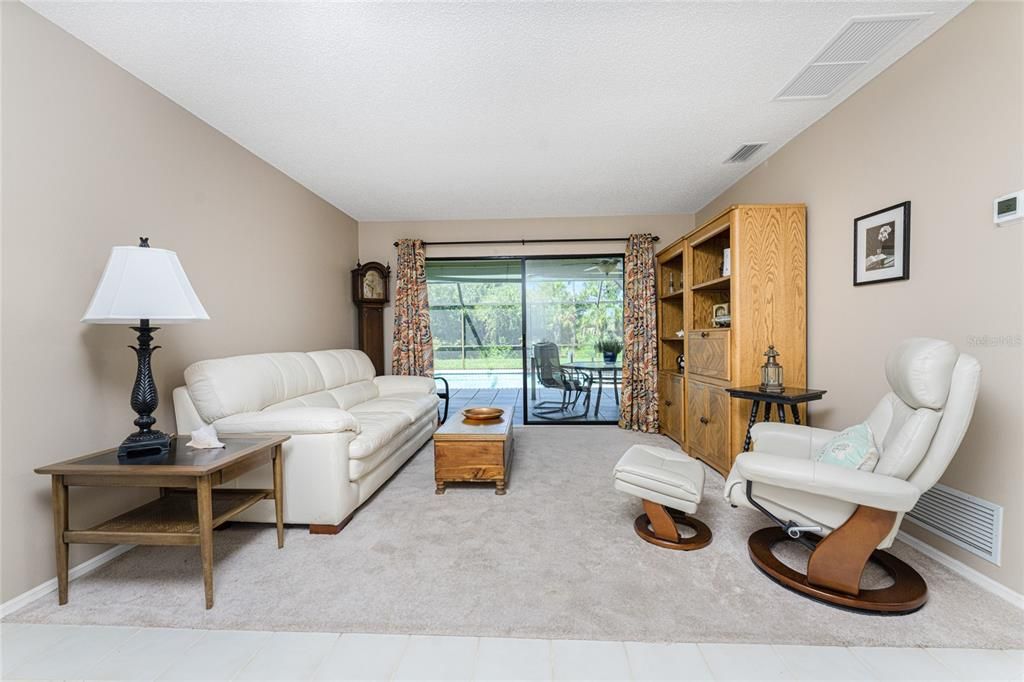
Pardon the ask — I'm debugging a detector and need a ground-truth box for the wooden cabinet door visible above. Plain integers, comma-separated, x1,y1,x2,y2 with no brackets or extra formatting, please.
658,373,683,443
685,378,707,457
686,379,732,474
687,330,730,380
705,385,731,472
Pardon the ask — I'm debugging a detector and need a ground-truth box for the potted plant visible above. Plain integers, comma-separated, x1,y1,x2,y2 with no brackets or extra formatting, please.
595,338,623,364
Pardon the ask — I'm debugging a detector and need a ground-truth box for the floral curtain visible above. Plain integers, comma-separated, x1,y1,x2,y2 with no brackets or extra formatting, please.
619,233,659,432
391,239,434,377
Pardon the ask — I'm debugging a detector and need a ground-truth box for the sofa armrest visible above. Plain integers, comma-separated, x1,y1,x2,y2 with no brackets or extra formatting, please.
173,386,206,435
373,375,437,397
749,422,839,457
213,407,360,435
736,452,921,512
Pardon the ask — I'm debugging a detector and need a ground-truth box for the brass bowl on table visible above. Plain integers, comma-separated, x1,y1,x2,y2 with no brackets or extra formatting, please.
461,407,504,421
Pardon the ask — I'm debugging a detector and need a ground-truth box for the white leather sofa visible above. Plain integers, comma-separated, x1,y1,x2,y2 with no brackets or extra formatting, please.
173,349,438,533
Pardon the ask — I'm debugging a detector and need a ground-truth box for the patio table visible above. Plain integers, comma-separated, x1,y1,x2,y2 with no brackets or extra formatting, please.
562,361,621,415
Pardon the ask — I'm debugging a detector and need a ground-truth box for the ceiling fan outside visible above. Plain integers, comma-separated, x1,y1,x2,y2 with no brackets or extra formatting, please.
583,259,623,276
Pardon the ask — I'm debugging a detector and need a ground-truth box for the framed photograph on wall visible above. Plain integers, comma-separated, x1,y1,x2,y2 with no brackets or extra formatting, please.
854,201,910,285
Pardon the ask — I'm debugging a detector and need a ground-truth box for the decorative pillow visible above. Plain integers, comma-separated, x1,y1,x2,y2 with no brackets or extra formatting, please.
815,423,880,472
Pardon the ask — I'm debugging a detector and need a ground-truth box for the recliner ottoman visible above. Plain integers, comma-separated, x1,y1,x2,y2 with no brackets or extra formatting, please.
614,444,712,550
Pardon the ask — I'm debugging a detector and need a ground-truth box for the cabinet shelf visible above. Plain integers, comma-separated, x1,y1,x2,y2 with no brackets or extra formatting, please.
656,237,689,447
691,275,730,292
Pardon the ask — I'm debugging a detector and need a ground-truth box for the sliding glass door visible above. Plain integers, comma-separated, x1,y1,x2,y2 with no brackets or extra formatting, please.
425,255,623,425
426,258,523,389
523,257,623,424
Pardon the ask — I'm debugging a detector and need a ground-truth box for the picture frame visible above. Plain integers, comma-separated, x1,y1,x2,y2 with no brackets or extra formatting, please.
853,201,910,285
712,302,731,328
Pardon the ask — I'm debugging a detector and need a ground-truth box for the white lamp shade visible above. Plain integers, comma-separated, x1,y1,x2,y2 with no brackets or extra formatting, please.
81,245,209,324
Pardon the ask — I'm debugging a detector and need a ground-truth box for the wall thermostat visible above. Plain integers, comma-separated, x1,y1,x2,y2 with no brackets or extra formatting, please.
994,190,1023,225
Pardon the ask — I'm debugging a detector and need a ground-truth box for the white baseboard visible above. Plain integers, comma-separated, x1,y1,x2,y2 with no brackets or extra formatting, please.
897,531,1024,610
0,545,134,618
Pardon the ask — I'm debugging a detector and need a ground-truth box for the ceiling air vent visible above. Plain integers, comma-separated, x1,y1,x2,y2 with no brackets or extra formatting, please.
776,13,929,100
906,484,1003,565
724,143,767,164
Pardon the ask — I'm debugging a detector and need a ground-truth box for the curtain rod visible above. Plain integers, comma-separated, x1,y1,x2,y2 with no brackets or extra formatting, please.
392,236,659,247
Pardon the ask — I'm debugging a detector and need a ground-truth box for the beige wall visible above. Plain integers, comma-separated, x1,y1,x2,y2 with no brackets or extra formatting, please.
1,2,358,602
696,2,1024,592
358,214,694,370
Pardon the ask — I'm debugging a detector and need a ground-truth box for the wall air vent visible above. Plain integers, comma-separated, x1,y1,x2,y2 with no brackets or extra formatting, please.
724,143,767,164
906,484,1003,564
775,13,929,100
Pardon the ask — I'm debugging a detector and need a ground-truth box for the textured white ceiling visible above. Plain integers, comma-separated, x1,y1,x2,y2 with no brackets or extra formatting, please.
27,1,968,221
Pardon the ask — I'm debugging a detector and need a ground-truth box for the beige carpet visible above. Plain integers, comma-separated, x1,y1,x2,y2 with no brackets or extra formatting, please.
8,427,1023,647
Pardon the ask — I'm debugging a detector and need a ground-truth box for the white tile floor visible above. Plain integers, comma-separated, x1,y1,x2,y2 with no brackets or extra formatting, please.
1,623,1021,681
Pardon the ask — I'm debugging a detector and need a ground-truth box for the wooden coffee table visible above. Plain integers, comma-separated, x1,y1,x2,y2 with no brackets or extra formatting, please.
433,415,514,495
35,434,289,609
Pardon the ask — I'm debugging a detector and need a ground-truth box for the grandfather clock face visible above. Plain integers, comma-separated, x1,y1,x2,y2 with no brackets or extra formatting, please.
363,269,384,300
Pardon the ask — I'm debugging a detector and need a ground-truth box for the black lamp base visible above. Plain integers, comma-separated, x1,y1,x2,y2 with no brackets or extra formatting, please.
118,430,172,462
117,318,172,464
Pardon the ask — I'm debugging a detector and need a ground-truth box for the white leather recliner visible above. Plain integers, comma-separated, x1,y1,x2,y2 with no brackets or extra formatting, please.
173,349,438,534
724,337,981,613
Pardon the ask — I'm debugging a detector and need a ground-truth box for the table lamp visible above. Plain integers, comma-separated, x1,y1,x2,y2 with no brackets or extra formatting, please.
82,238,209,459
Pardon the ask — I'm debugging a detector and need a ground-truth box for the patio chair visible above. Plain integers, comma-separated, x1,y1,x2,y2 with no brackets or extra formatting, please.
434,375,450,424
532,342,592,419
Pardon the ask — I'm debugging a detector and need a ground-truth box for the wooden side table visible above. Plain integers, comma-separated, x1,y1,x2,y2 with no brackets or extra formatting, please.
725,386,827,453
433,415,514,495
34,434,289,609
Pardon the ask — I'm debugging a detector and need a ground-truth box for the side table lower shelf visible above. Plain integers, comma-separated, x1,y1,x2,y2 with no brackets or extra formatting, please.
64,489,270,546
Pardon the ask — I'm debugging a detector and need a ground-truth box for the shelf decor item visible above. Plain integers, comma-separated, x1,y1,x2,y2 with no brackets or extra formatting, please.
81,237,209,460
712,302,731,328
462,407,504,421
854,201,910,285
759,345,784,393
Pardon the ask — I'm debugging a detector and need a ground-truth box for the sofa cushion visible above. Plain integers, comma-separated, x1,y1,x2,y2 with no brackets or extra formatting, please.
373,375,437,396
264,390,340,411
214,407,360,435
350,393,439,424
184,352,325,423
308,349,376,389
348,430,405,480
328,381,380,410
349,412,410,460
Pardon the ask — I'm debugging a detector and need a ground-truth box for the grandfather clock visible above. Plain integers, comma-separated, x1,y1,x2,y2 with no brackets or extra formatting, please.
351,261,391,375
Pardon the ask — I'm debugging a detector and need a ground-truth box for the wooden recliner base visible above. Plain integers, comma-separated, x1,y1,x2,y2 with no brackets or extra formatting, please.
634,500,712,551
747,505,927,614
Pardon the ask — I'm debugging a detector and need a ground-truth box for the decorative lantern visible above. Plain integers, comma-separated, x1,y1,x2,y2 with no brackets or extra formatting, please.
759,345,784,393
